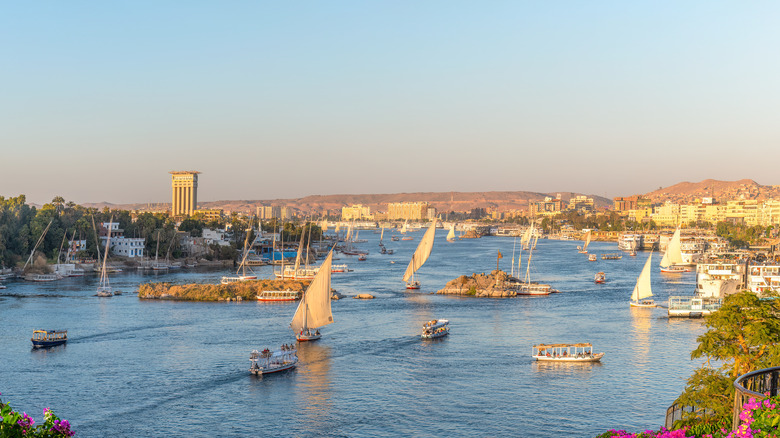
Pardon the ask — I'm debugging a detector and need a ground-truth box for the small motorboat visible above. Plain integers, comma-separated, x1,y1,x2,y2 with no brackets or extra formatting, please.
358,254,367,261
594,272,606,284
249,345,298,375
421,319,449,339
31,330,67,348
588,254,597,262
660,266,690,273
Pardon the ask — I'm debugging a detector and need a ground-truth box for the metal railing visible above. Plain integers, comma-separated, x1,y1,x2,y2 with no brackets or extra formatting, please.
732,366,780,430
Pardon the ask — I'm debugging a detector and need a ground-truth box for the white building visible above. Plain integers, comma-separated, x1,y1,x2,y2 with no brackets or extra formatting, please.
99,222,145,258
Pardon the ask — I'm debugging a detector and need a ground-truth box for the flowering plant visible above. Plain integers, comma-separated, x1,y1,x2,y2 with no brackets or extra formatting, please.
0,392,75,437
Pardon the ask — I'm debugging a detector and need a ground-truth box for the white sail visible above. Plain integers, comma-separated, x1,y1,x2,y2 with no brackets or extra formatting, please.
380,227,385,242
401,220,408,234
290,251,334,333
321,221,328,232
631,252,654,301
659,227,684,268
446,224,456,241
583,230,592,251
403,220,437,282
521,224,534,248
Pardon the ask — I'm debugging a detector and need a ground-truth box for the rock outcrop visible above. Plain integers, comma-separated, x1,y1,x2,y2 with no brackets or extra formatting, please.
437,270,518,298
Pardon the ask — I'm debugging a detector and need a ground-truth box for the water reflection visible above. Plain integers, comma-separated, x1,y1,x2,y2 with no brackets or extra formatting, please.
295,342,333,435
531,360,603,375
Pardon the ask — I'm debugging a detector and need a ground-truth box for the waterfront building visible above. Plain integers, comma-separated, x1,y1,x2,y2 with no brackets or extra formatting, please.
342,204,372,221
170,171,200,217
387,202,430,221
257,205,281,220
194,209,223,221
202,228,231,246
98,222,145,258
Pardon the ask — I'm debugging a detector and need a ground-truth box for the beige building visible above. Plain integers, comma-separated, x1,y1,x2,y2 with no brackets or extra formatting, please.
342,204,372,221
257,205,281,220
387,202,430,221
170,171,200,217
194,209,223,221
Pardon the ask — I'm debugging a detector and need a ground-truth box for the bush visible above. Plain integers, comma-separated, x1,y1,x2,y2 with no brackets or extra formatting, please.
0,392,75,437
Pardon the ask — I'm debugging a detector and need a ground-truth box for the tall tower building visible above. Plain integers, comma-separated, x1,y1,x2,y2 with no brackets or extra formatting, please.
170,171,200,217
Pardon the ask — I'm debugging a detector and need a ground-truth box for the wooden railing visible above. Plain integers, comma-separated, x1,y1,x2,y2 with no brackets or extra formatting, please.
732,366,780,430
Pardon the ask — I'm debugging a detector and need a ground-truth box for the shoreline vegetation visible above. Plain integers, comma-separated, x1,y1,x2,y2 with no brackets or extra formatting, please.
138,279,311,301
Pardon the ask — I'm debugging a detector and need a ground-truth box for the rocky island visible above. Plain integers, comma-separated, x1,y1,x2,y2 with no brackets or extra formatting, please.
436,270,518,298
138,279,311,301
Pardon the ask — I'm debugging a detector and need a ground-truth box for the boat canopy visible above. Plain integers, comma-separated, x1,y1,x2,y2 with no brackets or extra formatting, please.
533,343,592,349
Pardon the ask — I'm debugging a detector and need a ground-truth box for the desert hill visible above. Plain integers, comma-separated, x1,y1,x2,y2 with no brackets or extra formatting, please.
643,179,780,204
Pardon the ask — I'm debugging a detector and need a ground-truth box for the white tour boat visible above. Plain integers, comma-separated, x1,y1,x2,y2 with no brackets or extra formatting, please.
249,345,298,375
256,290,301,302
532,343,604,362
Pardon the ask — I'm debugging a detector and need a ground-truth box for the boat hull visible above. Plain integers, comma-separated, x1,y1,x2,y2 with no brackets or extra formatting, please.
421,330,449,339
31,339,67,349
533,353,604,362
630,300,656,308
296,333,322,342
249,361,297,375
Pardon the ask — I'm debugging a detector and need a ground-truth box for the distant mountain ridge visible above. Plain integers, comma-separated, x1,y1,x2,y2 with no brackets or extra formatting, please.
643,179,780,204
82,190,613,215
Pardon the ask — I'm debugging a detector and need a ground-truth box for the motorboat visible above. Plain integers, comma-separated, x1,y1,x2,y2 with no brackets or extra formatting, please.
421,319,449,339
249,345,298,375
31,330,68,349
594,272,606,284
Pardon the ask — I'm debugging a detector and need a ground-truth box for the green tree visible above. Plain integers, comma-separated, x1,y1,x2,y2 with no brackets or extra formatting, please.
675,291,780,426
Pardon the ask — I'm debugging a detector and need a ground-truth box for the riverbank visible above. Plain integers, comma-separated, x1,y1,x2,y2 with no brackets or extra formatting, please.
138,279,311,301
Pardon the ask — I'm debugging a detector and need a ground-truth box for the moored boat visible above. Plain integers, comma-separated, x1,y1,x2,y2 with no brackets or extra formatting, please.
257,290,301,302
249,345,298,375
421,319,449,339
532,343,604,362
31,329,68,348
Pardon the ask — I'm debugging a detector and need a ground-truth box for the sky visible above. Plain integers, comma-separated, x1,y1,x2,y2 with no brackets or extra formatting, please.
2,1,780,205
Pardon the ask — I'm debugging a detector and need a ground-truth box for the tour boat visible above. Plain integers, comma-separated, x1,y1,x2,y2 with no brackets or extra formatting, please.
532,343,604,362
401,236,414,241
588,254,597,262
601,253,622,260
222,275,258,284
290,250,335,341
594,272,606,283
249,346,298,375
331,264,350,273
660,266,690,274
274,266,319,280
256,290,301,302
31,329,68,348
630,252,656,308
403,220,437,290
24,274,60,282
421,319,449,339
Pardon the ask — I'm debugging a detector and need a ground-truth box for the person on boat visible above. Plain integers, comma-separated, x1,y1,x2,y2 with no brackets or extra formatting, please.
315,329,320,335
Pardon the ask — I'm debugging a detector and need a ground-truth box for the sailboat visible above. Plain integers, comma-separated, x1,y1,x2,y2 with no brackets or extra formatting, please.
223,228,258,284
151,230,169,270
400,220,413,240
446,224,456,242
577,230,591,254
97,216,114,297
518,229,552,295
403,220,436,290
290,250,335,341
659,227,689,273
631,252,656,307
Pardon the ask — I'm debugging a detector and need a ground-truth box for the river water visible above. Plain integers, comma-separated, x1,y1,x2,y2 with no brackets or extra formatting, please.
0,231,706,437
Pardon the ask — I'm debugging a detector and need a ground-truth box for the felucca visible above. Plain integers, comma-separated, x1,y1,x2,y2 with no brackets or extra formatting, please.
660,227,688,273
446,224,456,242
96,216,114,297
630,252,656,308
578,230,591,254
222,228,258,284
518,227,552,295
291,250,335,341
403,220,436,289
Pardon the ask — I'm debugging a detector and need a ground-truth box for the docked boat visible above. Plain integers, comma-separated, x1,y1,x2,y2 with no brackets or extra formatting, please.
23,274,61,282
595,272,606,283
618,233,643,251
421,319,449,339
517,226,553,295
290,250,335,341
403,220,437,289
31,329,68,348
532,343,604,362
274,265,319,280
630,252,656,308
222,229,258,284
588,254,597,262
249,345,298,375
256,290,301,302
668,296,721,317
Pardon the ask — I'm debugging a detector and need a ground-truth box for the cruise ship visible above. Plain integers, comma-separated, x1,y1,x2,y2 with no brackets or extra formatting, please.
641,234,659,251
746,264,780,294
694,260,746,298
618,234,642,251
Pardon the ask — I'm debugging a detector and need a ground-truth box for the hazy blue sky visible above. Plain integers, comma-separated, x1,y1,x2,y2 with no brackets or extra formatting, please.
2,1,779,205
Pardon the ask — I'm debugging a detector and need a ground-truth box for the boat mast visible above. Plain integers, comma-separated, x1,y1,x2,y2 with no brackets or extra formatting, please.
100,215,113,290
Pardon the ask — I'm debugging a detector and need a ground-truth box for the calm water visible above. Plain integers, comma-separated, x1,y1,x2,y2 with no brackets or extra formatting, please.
0,232,706,437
